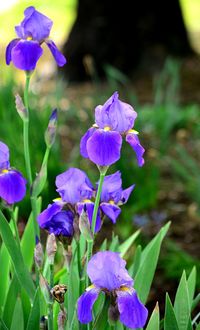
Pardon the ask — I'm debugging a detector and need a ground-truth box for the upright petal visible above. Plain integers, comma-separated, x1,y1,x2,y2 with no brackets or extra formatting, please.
86,130,122,166
95,92,137,133
77,287,100,324
100,171,122,202
126,133,145,167
0,170,26,204
117,289,148,328
80,127,96,158
0,141,10,170
15,6,53,41
100,202,121,223
56,168,94,204
45,40,67,67
11,40,43,71
121,185,135,204
5,39,19,65
87,251,133,291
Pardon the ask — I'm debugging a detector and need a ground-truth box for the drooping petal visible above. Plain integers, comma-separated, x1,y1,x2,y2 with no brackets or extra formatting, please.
0,170,26,204
45,40,67,67
15,6,53,41
11,40,43,70
5,39,19,65
120,185,135,204
100,202,121,223
0,141,10,170
100,171,122,203
87,251,133,291
126,133,145,167
77,287,100,324
56,168,94,204
37,202,74,236
80,127,96,158
95,92,137,133
86,130,122,166
117,289,148,329
77,202,102,232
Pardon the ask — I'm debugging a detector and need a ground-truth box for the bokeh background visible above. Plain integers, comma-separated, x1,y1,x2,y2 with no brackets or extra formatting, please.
0,0,200,315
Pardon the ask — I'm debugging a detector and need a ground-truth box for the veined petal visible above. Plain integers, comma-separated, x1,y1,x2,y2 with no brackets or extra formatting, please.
56,168,94,204
11,40,43,70
37,201,63,228
77,287,100,324
45,40,67,67
100,202,121,223
117,289,148,328
15,6,53,41
5,39,19,65
100,171,122,202
80,127,96,158
126,133,145,167
0,170,26,204
0,141,10,170
86,130,122,166
87,251,133,291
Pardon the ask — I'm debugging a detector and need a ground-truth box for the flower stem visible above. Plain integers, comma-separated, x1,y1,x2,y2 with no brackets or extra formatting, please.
23,74,32,186
86,167,108,288
48,263,54,330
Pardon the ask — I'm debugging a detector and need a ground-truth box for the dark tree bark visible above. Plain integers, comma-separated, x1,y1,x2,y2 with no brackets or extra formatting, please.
63,0,193,81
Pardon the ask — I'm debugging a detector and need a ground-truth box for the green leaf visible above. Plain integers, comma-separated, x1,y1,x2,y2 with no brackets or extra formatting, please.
2,276,21,329
187,266,196,308
109,234,119,252
21,197,42,270
130,244,142,278
174,271,190,330
26,288,40,330
196,323,200,330
0,244,10,315
0,210,35,300
146,302,160,330
0,318,9,330
134,222,170,303
100,238,107,251
93,298,110,330
119,230,140,258
10,298,24,330
164,293,179,330
192,293,200,311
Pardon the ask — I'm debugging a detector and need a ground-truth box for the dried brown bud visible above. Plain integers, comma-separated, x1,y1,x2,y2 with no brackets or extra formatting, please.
63,245,72,270
15,94,28,120
39,274,51,304
50,284,67,304
46,233,57,265
79,205,93,242
57,307,67,330
34,239,44,269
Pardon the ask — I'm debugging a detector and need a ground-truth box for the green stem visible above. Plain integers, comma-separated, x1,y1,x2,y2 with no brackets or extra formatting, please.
48,264,54,330
9,207,20,246
23,74,32,186
86,169,107,288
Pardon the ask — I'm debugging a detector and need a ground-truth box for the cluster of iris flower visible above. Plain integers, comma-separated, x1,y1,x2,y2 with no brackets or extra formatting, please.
0,6,148,329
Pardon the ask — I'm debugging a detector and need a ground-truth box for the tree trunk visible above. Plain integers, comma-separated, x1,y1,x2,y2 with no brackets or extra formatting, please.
63,0,193,81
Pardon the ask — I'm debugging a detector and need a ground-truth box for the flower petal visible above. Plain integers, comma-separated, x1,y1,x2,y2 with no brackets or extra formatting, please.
87,251,133,291
95,92,137,133
0,170,26,204
80,127,96,158
77,287,100,324
56,168,94,204
100,202,121,223
37,202,63,228
15,6,53,41
121,185,135,204
86,130,122,166
0,141,10,170
77,202,102,232
100,171,122,202
5,39,19,65
117,289,148,328
45,40,67,67
126,133,145,167
11,40,43,71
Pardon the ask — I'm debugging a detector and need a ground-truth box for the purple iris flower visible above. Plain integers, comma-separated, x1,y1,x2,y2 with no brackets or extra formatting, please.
99,171,135,223
77,251,148,328
37,199,74,237
0,141,26,204
80,92,145,166
6,6,66,71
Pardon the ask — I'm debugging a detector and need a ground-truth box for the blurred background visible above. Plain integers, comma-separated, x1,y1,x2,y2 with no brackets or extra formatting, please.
0,0,200,315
